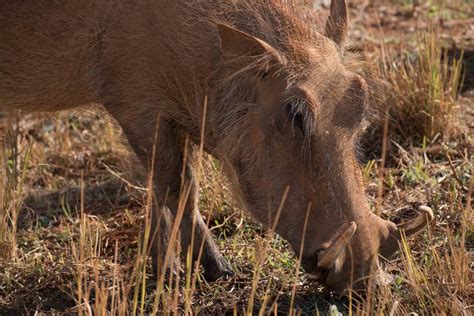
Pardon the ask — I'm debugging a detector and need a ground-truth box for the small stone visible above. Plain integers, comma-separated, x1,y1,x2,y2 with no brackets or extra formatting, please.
329,305,342,316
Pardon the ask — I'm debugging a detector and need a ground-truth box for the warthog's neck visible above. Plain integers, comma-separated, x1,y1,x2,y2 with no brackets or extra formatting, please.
101,1,315,151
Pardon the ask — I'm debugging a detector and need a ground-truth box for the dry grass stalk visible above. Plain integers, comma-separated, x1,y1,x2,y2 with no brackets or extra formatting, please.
370,30,464,143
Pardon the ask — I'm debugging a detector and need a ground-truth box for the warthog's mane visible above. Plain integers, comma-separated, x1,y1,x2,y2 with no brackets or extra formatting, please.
177,0,327,152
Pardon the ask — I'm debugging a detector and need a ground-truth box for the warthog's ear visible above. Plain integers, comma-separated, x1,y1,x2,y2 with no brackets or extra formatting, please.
324,0,348,47
217,24,279,60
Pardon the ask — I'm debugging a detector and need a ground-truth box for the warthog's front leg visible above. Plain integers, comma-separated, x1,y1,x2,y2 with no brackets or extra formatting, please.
162,173,234,281
107,110,232,280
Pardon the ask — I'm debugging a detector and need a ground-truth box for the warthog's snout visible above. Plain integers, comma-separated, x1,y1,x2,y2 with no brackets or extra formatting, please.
302,206,434,294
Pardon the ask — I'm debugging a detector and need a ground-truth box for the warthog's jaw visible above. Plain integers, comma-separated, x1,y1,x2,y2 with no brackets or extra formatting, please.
324,260,395,297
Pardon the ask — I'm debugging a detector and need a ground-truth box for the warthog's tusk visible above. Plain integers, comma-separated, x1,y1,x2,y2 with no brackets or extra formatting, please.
397,205,434,238
317,221,357,270
380,205,435,259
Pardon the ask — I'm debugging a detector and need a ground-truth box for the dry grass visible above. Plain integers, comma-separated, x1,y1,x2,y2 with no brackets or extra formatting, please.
0,110,471,315
0,2,473,315
369,30,464,142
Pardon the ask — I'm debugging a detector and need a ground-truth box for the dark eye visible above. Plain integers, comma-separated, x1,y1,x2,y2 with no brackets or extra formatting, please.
285,102,305,134
259,70,270,79
275,96,312,137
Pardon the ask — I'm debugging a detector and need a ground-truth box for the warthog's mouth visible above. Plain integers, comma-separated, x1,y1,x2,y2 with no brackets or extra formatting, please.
310,266,331,284
299,205,434,295
301,250,332,284
299,222,358,289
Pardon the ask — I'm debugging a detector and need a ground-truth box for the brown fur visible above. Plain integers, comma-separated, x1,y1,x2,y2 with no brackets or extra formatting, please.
1,0,410,293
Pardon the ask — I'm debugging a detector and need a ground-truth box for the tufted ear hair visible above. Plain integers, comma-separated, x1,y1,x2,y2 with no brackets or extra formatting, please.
217,24,279,59
324,0,348,48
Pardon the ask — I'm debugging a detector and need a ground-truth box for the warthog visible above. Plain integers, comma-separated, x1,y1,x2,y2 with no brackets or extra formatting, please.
0,0,433,294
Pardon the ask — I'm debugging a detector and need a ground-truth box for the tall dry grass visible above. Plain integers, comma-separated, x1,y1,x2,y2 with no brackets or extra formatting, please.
368,30,464,143
0,114,33,262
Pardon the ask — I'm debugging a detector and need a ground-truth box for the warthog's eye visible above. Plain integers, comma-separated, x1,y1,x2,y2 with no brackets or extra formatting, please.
284,97,307,135
275,96,313,139
259,70,270,79
285,103,304,133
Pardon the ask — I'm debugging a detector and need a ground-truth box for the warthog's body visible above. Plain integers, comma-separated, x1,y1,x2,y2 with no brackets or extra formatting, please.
0,0,432,293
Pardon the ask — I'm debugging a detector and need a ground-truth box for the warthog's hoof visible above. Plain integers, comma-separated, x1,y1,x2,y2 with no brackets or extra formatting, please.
202,256,234,281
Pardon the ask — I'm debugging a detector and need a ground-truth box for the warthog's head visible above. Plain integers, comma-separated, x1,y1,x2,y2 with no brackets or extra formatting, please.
212,0,433,294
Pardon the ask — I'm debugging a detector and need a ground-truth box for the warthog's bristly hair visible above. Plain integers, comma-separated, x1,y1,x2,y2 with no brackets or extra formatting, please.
160,1,330,206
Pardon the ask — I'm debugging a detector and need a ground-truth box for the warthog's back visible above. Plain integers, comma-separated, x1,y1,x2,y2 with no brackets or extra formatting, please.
0,1,219,117
0,1,108,112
